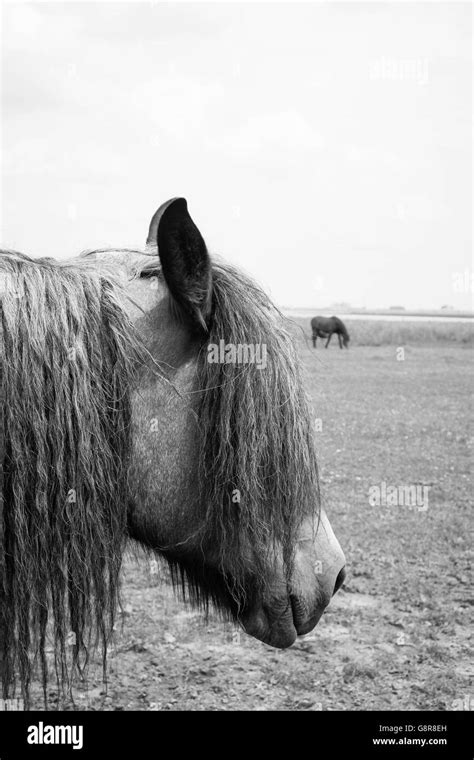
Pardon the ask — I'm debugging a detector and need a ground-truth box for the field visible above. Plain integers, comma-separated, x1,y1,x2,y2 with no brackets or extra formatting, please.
289,314,474,347
34,326,473,711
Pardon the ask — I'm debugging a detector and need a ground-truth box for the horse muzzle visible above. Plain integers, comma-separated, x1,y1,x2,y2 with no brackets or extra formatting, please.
239,585,342,649
240,561,346,648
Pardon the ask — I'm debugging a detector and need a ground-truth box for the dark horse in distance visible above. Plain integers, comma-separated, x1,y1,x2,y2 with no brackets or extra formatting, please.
311,316,350,349
0,198,345,706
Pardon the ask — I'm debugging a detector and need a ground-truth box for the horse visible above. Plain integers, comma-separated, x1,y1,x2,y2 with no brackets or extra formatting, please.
311,316,350,349
0,197,346,706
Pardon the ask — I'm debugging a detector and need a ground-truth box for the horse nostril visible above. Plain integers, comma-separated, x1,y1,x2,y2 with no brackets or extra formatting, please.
333,567,346,596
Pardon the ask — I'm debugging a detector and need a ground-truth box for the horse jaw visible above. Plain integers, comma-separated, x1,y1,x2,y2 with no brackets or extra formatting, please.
239,510,346,648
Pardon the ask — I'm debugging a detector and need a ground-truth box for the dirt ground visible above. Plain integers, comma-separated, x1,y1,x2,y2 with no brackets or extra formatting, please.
35,344,473,711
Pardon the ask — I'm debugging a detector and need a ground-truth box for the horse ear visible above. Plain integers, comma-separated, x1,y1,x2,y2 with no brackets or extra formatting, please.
146,197,212,332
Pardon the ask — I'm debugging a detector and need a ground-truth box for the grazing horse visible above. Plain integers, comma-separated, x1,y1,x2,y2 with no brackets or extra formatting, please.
0,198,345,705
311,316,350,349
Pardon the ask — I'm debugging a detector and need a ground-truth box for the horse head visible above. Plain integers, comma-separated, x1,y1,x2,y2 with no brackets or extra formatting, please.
125,198,346,648
0,199,345,706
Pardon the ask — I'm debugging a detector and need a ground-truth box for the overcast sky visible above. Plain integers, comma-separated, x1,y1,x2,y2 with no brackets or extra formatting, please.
1,1,472,310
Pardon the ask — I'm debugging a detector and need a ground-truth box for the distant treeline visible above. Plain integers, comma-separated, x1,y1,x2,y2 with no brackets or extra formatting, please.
347,309,473,319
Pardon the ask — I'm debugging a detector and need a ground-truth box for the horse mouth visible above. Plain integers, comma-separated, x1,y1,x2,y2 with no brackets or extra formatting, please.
239,594,325,649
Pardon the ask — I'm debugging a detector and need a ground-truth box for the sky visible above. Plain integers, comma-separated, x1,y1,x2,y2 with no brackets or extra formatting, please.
1,1,472,310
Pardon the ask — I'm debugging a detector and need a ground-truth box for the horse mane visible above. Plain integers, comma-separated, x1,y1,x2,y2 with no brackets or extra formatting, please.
0,249,145,706
182,262,320,613
0,248,320,704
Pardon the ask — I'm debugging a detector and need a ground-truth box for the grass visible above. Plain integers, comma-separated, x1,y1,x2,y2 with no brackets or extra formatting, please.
286,315,474,346
29,342,473,711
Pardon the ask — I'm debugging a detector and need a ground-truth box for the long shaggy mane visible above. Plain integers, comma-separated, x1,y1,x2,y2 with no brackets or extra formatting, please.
0,250,143,706
163,262,320,617
0,248,320,704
